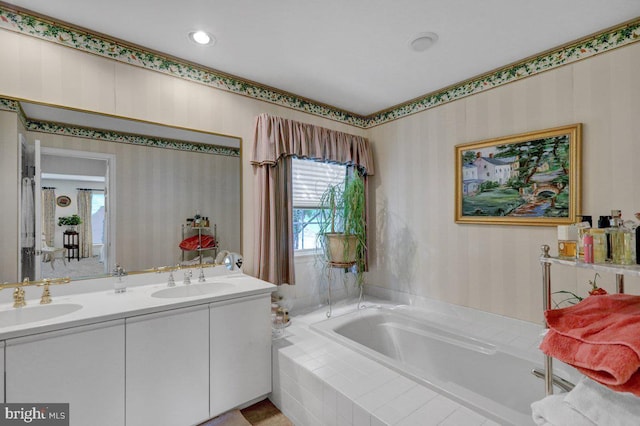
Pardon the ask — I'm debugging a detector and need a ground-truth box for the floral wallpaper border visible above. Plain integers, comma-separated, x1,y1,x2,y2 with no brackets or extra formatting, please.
367,20,640,127
0,97,239,157
0,97,28,127
0,5,638,128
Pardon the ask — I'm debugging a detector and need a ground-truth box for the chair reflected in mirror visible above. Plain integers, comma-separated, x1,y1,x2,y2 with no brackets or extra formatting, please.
41,233,66,270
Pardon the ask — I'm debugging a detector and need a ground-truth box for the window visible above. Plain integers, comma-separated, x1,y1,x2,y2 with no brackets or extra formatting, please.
91,193,105,245
292,158,347,252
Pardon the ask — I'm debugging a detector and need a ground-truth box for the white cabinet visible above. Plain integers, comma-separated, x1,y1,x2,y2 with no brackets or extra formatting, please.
210,294,271,416
126,305,209,426
5,320,125,426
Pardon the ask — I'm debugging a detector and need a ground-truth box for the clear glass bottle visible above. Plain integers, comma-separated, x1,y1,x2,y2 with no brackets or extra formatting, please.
608,212,625,264
590,229,607,264
609,230,625,264
621,221,636,265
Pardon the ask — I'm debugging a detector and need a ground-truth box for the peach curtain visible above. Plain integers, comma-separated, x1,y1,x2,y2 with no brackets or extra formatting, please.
42,188,56,246
251,114,374,173
251,113,374,285
77,189,93,258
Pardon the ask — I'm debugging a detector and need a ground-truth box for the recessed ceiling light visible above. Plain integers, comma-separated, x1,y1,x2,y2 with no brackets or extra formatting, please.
409,32,438,52
188,30,215,46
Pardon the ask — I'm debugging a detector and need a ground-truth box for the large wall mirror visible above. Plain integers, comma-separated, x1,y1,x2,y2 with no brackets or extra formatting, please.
0,97,241,283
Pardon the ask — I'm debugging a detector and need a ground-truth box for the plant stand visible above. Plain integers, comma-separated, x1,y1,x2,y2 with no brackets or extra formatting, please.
326,261,356,318
63,230,80,262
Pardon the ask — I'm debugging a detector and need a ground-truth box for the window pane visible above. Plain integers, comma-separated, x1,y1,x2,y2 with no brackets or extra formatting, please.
293,208,324,250
292,159,347,251
91,193,105,244
292,158,346,208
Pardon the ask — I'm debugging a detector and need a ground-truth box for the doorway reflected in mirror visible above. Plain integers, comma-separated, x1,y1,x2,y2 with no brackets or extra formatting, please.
40,152,110,280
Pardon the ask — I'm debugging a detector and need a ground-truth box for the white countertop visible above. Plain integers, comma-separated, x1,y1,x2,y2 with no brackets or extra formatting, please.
0,271,276,340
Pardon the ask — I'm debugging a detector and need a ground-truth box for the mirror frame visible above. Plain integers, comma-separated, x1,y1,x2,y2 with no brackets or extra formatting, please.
0,95,243,283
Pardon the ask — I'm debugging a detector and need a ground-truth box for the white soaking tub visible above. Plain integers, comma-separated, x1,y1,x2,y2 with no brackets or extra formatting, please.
311,305,570,425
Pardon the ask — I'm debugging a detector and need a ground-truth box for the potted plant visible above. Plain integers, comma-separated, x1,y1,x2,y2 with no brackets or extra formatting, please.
58,214,82,231
318,170,367,286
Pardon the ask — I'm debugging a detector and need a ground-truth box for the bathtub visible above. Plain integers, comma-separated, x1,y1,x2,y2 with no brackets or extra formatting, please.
311,305,569,425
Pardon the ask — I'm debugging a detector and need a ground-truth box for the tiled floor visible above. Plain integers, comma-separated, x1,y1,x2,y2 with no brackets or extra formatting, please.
270,298,546,426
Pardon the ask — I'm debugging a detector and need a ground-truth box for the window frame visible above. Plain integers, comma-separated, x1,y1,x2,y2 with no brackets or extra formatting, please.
291,158,347,255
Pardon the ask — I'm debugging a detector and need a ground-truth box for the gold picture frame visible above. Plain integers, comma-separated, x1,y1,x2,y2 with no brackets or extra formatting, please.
56,195,71,208
455,124,581,226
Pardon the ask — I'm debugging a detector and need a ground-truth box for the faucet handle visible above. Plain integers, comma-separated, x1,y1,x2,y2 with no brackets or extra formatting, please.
39,279,52,304
13,287,26,308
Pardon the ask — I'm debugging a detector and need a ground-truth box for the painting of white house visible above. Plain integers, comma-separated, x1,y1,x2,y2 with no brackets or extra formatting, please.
459,134,573,219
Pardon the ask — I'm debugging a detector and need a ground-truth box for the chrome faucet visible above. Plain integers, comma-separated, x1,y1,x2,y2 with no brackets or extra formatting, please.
155,265,180,287
167,267,177,287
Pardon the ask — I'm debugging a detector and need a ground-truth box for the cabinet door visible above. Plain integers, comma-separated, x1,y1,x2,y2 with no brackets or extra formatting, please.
5,320,125,426
210,294,271,416
126,304,209,426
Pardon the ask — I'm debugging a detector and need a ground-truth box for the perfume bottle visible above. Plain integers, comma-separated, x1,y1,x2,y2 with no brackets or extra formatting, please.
576,221,591,257
583,233,594,263
621,221,636,265
636,225,640,264
590,229,607,263
557,225,578,259
608,210,624,264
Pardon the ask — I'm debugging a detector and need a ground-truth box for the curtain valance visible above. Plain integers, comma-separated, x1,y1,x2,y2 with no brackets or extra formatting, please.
251,113,375,175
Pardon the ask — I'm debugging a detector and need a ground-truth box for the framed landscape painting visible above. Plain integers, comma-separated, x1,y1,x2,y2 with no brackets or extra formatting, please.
455,124,581,226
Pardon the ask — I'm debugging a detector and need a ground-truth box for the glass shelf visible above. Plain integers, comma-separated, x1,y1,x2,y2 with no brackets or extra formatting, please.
539,245,637,397
540,255,640,277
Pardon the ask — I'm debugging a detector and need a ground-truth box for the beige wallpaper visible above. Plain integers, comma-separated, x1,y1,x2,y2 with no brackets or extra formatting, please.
0,111,19,281
3,27,638,322
0,29,366,283
368,42,640,323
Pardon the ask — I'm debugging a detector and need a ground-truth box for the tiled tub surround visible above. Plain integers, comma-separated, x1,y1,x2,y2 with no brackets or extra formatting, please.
271,299,578,426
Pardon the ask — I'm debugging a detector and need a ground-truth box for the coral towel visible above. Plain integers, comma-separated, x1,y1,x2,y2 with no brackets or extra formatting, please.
179,234,216,251
540,294,640,395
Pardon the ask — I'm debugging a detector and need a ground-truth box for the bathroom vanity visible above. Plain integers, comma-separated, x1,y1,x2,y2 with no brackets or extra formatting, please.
0,269,275,426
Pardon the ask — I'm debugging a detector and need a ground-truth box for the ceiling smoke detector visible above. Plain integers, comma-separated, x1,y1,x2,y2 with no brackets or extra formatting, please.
188,30,215,46
409,32,438,52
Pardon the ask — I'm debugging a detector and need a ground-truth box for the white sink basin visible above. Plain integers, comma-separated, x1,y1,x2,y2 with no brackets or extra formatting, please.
151,282,234,299
0,303,83,327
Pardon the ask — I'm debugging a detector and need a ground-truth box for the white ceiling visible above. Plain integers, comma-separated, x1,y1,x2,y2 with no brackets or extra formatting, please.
6,0,640,116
